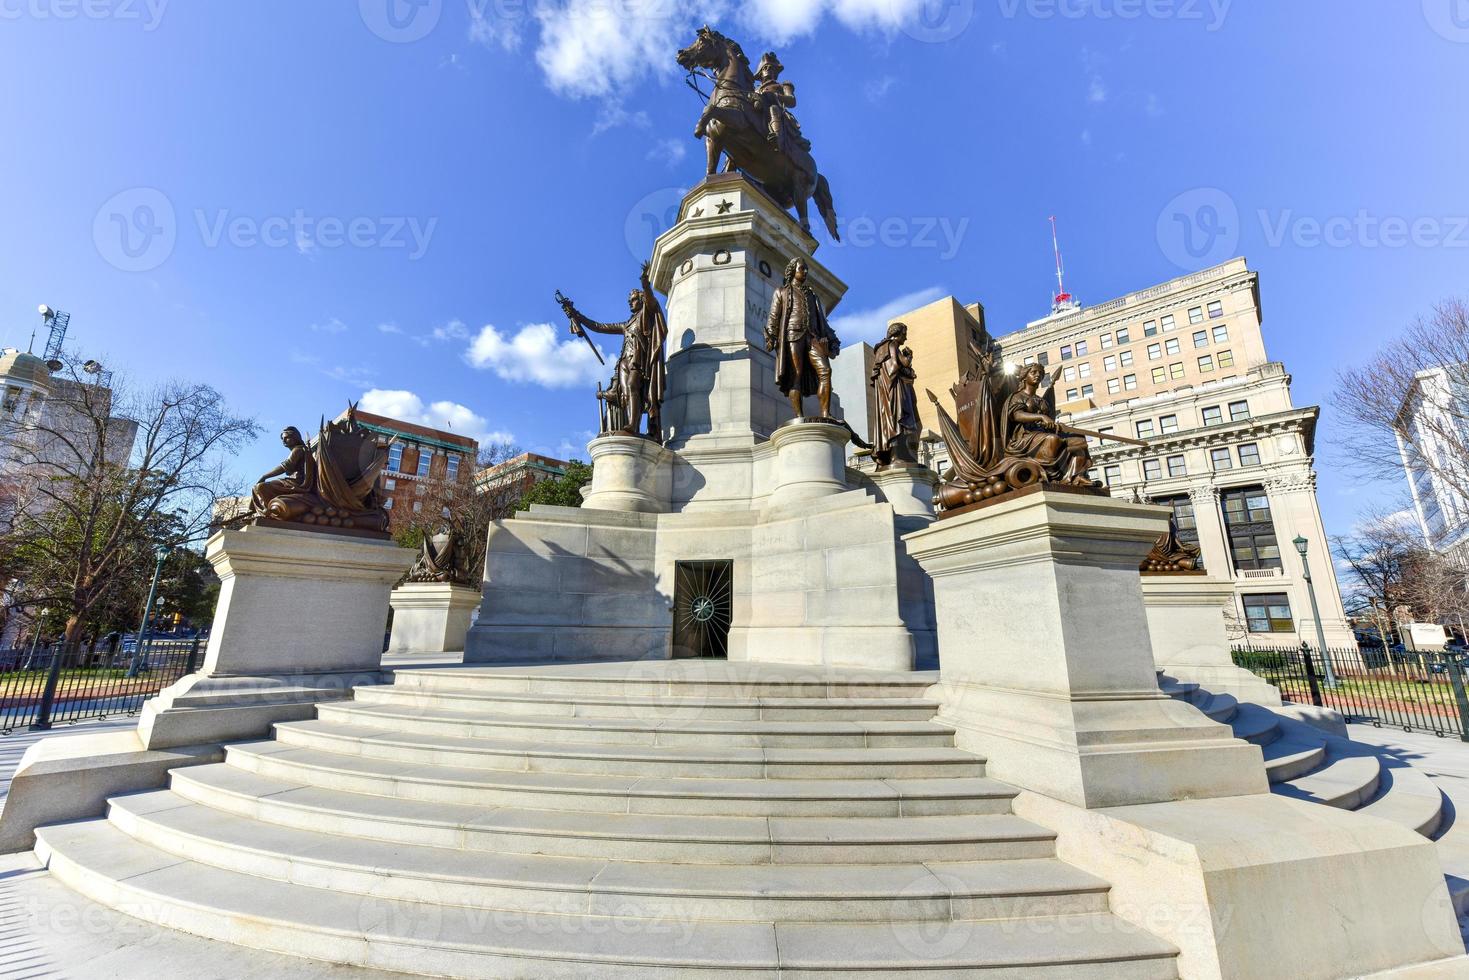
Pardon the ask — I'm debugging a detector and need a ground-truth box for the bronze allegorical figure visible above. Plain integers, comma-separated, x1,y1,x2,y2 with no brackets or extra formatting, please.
557,262,669,443
870,321,921,469
766,257,841,420
676,27,839,241
408,529,477,586
1133,490,1205,573
250,406,390,534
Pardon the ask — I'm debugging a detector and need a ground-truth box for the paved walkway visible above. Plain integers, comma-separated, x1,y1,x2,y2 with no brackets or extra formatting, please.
0,716,136,817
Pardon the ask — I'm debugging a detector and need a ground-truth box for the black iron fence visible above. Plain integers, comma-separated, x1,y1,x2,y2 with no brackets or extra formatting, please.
1232,643,1469,741
0,637,202,735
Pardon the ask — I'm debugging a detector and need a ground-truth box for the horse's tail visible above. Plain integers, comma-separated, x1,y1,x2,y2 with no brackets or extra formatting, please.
814,173,839,242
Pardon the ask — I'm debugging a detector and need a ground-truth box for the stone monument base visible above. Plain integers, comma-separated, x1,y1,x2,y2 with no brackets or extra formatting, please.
582,435,673,512
907,490,1266,809
870,464,939,520
1142,574,1284,706
388,581,481,655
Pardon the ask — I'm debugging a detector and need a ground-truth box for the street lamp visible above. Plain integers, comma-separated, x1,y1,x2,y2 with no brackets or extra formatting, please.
1293,535,1338,688
126,544,171,678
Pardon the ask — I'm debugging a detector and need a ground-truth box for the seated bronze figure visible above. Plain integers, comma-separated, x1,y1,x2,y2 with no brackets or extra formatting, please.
250,406,390,534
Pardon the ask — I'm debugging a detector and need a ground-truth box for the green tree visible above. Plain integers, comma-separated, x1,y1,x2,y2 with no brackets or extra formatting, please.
516,461,592,511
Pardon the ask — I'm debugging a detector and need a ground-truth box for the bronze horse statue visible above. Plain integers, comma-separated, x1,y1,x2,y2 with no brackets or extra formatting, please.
676,27,840,242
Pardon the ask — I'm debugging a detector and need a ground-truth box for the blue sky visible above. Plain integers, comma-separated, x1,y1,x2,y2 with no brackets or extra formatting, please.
1,0,1465,544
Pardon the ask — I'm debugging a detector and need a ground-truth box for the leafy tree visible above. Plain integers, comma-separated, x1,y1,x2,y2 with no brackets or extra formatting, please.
517,461,592,511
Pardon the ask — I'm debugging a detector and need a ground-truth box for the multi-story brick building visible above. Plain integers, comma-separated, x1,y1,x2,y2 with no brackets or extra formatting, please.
339,408,478,526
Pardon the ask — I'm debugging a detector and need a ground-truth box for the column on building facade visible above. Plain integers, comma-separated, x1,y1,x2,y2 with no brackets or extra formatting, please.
1187,485,1232,578
1264,471,1356,647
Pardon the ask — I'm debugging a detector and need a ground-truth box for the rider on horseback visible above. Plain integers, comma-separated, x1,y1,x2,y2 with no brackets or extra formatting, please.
754,52,807,154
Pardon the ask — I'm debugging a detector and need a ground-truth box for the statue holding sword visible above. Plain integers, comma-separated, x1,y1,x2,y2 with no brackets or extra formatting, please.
555,262,668,443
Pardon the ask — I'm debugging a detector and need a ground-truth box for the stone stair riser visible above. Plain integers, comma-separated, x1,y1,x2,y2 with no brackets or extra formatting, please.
391,674,934,700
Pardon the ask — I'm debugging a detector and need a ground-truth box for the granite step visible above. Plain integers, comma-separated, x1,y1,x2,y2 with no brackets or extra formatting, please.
170,763,1059,864
353,683,943,721
1227,702,1285,746
106,791,1111,923
270,718,988,779
226,742,1017,817
388,663,939,700
36,820,1179,978
1260,731,1329,784
1272,746,1382,810
316,700,956,748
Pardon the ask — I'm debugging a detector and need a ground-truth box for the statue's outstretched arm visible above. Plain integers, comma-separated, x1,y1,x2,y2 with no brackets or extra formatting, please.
576,313,629,336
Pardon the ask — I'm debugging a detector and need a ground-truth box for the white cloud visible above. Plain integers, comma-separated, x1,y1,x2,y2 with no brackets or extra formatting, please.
647,137,687,167
1087,76,1108,104
358,388,514,446
324,364,378,389
592,101,651,135
432,319,471,342
377,322,403,335
527,0,935,99
864,75,896,104
309,317,348,334
465,321,610,388
470,6,522,51
830,286,948,344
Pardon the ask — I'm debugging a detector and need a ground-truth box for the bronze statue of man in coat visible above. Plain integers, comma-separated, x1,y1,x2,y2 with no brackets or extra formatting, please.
765,257,841,419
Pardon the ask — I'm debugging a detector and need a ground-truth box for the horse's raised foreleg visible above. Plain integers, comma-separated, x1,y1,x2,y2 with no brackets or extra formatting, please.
722,155,737,174
694,104,713,139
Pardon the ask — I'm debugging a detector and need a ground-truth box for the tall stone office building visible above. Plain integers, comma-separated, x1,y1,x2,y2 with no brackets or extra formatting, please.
889,258,1354,647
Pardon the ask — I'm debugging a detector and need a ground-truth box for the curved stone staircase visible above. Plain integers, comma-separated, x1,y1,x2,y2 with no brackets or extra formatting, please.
1160,673,1469,920
33,663,1180,977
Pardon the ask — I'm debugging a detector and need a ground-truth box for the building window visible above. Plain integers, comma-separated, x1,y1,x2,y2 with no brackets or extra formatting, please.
1223,487,1282,571
1202,406,1223,426
1116,327,1131,344
1097,426,1115,443
1210,447,1233,470
1207,300,1224,319
387,443,404,472
1137,419,1156,439
1189,307,1205,324
1024,355,1036,365
1063,366,1077,381
1156,494,1199,546
1167,454,1187,477
416,450,433,477
1103,464,1122,487
1159,414,1179,434
1169,362,1185,380
1238,443,1262,467
1060,345,1073,360
1143,458,1162,480
1151,367,1166,384
1080,384,1094,398
1148,343,1162,360
1100,334,1114,350
1164,338,1181,356
1075,340,1089,356
1104,355,1118,372
383,497,394,510
1066,388,1079,401
1107,378,1121,395
1077,362,1092,378
1037,352,1049,366
1144,320,1158,337
446,454,461,482
1161,314,1176,332
1119,350,1134,367
1243,593,1294,633
1192,330,1208,348
1198,354,1214,372
1212,324,1229,343
412,500,423,512
1218,349,1235,368
1123,373,1137,390
384,478,396,490
1228,400,1250,421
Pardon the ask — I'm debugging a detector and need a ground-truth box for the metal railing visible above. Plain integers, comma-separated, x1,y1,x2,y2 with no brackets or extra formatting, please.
0,637,202,735
1232,643,1469,741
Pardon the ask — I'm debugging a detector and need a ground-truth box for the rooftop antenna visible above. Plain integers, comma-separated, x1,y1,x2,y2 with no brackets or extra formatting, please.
1049,217,1081,316
36,305,70,371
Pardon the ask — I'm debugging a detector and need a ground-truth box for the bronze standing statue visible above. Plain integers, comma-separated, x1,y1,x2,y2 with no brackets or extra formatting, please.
870,321,921,469
676,27,839,241
928,351,1149,513
557,263,668,443
766,257,841,420
250,407,390,533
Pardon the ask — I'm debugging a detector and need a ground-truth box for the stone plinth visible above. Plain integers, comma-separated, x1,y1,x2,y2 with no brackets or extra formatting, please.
871,466,939,520
139,523,414,750
1142,574,1284,706
905,490,1267,809
388,582,481,655
768,421,849,507
582,435,673,513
